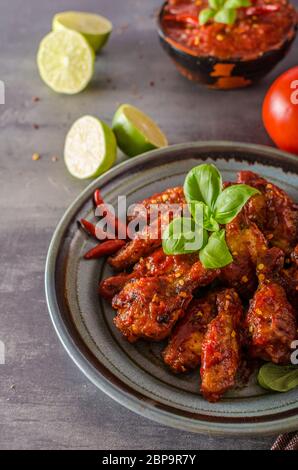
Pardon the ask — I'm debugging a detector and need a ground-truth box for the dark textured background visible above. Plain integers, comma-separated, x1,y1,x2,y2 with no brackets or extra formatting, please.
0,0,297,450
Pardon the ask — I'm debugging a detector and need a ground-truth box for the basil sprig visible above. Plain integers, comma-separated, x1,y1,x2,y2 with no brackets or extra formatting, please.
258,363,298,392
199,0,251,26
163,217,207,255
162,163,259,269
199,229,233,268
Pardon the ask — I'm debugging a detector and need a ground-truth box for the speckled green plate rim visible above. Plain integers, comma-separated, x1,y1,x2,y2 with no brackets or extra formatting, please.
45,141,298,436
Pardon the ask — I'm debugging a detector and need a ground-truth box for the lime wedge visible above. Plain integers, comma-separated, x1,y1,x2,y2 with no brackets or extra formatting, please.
112,104,168,158
37,30,95,94
53,11,112,52
64,116,117,179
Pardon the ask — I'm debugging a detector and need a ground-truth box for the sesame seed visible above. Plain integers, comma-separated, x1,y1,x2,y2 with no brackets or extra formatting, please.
231,330,236,338
241,275,248,283
258,274,265,282
257,263,264,270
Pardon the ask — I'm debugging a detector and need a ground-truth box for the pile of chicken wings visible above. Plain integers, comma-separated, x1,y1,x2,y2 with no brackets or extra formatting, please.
99,171,298,402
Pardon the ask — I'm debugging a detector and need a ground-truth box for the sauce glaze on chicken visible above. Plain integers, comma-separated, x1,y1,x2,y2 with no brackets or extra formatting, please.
99,171,298,402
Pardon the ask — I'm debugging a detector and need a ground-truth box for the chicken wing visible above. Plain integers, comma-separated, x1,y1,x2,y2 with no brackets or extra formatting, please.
163,292,217,373
108,201,185,270
99,248,196,300
220,210,268,297
279,245,298,309
200,289,243,402
238,171,298,254
128,186,185,222
112,261,219,342
246,280,297,364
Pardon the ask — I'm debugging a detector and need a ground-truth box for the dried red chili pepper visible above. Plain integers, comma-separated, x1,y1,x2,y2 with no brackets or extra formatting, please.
93,189,104,206
80,218,114,241
93,188,129,239
84,239,126,260
80,219,97,238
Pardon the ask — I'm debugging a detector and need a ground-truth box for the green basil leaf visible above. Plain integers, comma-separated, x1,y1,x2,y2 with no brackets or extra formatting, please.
199,229,233,268
258,363,298,392
162,217,206,255
189,200,204,226
209,0,225,10
202,206,220,232
224,0,251,9
214,184,260,224
184,164,222,210
199,8,215,25
214,8,237,24
189,201,220,232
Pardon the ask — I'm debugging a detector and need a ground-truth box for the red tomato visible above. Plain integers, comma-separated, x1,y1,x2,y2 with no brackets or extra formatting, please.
262,66,298,155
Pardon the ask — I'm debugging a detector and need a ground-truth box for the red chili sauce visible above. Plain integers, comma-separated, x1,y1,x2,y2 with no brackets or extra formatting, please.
161,0,297,60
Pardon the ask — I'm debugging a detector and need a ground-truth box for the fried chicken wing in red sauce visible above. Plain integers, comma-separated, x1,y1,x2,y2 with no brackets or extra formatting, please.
273,244,298,310
220,211,268,297
108,201,185,270
200,289,243,403
238,171,298,254
163,293,217,374
92,168,298,402
240,241,297,363
99,248,196,301
112,261,219,343
246,280,297,364
128,186,185,222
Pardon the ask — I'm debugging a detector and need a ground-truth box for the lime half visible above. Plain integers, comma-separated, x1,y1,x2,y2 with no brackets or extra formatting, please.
112,104,168,158
64,116,117,179
37,30,95,94
53,11,112,52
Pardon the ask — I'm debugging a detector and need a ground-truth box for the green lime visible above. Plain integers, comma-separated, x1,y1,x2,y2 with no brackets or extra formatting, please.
52,11,112,52
64,115,117,179
112,104,168,158
37,30,95,94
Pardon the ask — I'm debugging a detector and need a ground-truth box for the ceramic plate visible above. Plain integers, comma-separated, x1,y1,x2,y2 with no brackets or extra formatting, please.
45,142,298,435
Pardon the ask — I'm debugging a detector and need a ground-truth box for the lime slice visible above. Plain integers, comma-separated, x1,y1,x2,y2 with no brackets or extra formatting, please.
64,116,117,179
53,11,112,52
37,30,95,94
112,104,168,158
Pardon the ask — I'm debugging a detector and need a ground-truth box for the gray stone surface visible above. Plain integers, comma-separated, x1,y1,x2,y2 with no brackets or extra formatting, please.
0,0,297,450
